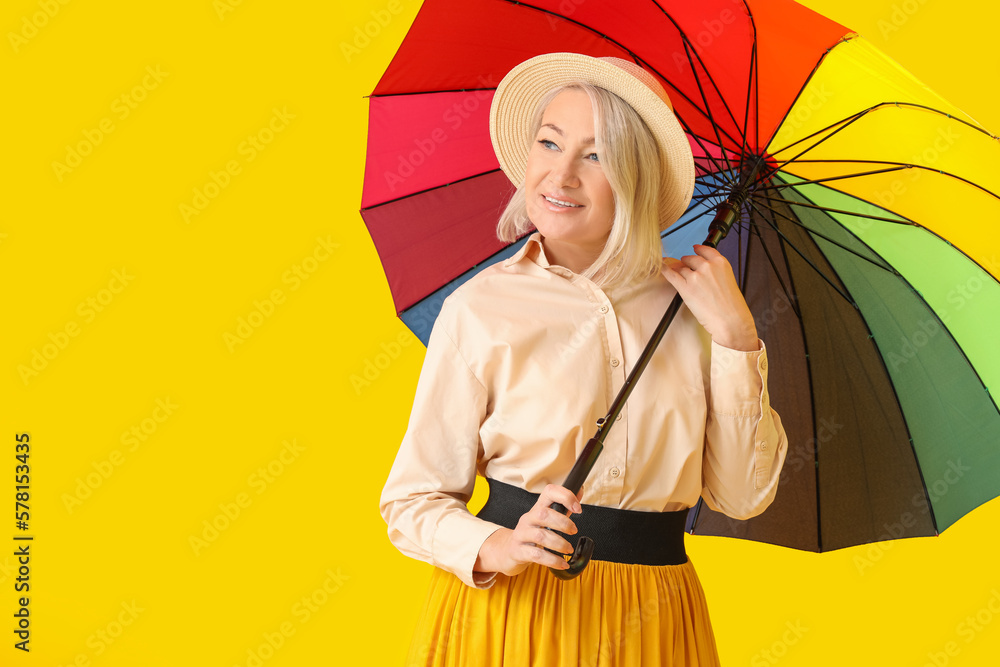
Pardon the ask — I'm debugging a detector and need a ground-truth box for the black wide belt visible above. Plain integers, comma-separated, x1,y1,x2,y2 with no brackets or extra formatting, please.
476,478,688,566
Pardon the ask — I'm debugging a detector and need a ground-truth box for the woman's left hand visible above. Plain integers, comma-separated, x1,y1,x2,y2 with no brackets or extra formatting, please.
660,245,759,352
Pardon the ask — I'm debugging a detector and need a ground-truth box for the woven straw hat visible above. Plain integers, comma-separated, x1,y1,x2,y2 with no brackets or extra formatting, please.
490,52,695,231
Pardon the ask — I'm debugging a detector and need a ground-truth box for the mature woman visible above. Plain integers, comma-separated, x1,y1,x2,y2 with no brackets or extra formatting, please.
380,52,788,666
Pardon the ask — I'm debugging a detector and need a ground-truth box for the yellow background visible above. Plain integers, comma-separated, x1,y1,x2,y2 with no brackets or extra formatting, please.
2,0,998,665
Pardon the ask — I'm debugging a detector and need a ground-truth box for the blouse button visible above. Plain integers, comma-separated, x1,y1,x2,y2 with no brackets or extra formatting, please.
759,442,768,451
610,358,620,367
599,305,609,314
609,467,621,478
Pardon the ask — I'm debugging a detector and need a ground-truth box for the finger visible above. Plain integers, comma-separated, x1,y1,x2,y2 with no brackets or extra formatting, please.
522,504,576,537
540,484,583,514
526,544,572,570
660,260,686,288
514,523,575,557
691,244,721,260
537,527,575,556
678,253,710,271
538,506,578,535
662,256,685,272
692,245,734,273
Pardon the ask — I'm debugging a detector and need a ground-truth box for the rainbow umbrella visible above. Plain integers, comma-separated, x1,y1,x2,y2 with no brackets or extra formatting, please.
360,0,1000,552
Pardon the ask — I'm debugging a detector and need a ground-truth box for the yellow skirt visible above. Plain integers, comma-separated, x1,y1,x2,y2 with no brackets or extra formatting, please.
405,558,721,666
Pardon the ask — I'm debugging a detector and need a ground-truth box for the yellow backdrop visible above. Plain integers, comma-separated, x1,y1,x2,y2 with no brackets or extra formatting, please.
2,0,998,665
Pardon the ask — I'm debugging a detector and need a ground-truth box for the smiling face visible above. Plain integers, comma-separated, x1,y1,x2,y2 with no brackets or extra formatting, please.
524,88,616,274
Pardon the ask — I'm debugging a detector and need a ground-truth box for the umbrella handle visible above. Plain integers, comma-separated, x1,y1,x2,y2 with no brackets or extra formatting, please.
545,510,595,580
544,295,685,580
543,436,605,580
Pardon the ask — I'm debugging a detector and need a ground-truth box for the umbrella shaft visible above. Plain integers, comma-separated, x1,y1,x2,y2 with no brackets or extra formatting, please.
707,155,767,246
558,156,766,498
556,292,684,501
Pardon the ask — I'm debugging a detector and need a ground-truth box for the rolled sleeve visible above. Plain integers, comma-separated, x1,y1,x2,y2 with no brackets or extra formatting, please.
379,303,504,589
701,339,788,519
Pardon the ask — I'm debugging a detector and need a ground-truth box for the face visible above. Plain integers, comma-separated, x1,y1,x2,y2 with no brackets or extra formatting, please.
524,89,615,270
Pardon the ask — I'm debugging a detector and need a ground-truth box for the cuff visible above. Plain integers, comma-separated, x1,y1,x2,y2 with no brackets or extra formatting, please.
432,511,505,589
709,339,767,417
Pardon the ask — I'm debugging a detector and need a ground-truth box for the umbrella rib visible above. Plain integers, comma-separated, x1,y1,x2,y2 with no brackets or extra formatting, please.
738,0,760,150
647,0,747,148
748,200,857,306
769,101,999,158
769,110,873,168
746,222,801,319
689,189,726,199
739,211,749,291
742,0,761,148
780,189,993,534
754,166,908,192
664,194,721,239
687,192,728,206
675,99,736,181
739,41,755,160
762,32,852,150
664,196,728,240
777,161,1000,202
360,168,504,211
758,194,917,226
769,108,871,158
665,178,741,241
787,188,1000,423
366,87,497,99
695,173,739,192
690,141,743,181
686,496,705,535
751,199,895,273
681,39,736,174
499,0,745,152
775,183,1000,292
887,102,998,138
755,200,823,550
683,130,738,188
662,215,701,240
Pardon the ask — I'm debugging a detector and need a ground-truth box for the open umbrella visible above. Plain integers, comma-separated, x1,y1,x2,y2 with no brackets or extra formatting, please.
360,0,1000,554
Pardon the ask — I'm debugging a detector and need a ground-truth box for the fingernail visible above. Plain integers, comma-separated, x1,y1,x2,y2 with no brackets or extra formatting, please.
575,503,582,513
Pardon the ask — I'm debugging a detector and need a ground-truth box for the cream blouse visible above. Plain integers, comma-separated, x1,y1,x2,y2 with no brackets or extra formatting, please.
380,232,788,588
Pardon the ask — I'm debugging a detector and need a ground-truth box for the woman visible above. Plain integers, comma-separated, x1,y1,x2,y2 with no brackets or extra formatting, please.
380,52,788,666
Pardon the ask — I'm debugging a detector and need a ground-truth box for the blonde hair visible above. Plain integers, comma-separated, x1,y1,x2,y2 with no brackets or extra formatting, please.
496,82,664,289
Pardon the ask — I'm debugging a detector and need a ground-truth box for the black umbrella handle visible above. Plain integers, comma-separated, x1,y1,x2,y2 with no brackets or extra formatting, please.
544,437,603,579
546,294,685,579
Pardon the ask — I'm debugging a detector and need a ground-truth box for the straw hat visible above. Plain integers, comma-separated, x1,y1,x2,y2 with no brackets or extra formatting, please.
489,52,695,231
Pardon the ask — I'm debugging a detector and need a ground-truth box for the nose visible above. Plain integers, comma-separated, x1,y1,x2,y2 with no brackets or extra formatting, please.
548,152,581,189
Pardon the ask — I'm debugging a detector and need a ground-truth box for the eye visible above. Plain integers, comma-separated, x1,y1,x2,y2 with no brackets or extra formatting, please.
586,152,600,162
537,139,558,150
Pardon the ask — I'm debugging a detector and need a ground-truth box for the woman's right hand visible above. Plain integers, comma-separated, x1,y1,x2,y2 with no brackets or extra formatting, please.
473,484,583,577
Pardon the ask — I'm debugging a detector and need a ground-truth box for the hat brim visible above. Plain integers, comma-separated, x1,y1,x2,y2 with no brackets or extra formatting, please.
489,52,695,232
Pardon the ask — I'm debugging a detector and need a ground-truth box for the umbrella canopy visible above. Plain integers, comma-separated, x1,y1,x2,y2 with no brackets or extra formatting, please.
360,0,1000,553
